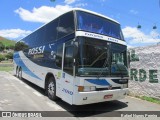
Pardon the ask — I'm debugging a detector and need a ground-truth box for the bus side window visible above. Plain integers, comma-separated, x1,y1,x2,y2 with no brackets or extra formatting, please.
63,46,73,75
45,18,58,42
36,26,45,45
56,44,63,68
57,11,74,40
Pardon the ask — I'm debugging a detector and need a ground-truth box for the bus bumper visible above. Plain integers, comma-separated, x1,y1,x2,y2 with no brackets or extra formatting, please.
72,88,129,105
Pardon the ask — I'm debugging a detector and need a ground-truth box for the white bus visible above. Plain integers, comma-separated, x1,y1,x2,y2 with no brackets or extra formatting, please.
14,8,129,105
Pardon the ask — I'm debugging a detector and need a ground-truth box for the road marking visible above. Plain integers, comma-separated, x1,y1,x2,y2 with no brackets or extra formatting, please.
33,91,43,97
19,81,24,84
4,84,9,86
12,78,20,81
0,99,10,104
25,85,32,90
46,101,65,111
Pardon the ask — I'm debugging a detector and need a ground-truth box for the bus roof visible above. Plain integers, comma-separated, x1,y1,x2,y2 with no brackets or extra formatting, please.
71,8,119,24
17,8,119,43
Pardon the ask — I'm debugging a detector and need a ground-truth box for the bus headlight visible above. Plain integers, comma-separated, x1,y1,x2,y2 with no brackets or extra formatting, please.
78,86,96,92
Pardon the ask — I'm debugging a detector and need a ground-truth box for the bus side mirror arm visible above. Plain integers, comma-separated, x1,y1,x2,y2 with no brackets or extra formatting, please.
73,41,78,58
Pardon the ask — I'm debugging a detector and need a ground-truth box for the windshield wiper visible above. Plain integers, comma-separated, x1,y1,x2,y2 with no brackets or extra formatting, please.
97,45,110,78
97,57,109,78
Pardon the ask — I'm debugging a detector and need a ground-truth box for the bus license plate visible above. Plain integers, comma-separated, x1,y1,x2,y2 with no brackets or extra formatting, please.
104,94,113,99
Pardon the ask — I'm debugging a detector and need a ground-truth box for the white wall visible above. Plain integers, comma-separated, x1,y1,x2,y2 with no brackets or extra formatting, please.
128,44,160,99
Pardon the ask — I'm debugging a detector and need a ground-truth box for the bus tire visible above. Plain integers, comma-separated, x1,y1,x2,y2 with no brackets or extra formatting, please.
47,76,57,101
18,67,22,80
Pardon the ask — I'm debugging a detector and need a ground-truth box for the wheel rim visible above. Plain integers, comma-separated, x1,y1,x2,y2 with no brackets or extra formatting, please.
48,81,54,97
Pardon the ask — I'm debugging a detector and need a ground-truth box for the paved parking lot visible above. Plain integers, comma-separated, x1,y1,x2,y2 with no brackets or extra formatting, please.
0,71,160,119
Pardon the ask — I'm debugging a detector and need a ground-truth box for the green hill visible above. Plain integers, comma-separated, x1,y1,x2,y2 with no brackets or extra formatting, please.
0,36,16,47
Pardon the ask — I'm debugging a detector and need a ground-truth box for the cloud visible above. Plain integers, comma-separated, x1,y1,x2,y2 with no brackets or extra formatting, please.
57,27,68,33
122,26,160,46
15,5,73,23
130,9,138,15
64,0,77,4
0,29,31,40
75,3,87,7
127,44,134,48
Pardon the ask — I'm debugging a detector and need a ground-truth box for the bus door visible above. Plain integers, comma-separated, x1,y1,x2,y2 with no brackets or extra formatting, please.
61,41,75,104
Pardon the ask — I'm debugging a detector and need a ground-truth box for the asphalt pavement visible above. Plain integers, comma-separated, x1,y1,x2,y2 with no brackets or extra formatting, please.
0,71,160,120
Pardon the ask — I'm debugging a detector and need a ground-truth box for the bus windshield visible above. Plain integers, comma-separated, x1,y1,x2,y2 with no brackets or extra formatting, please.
76,11,124,40
110,43,128,76
77,37,128,77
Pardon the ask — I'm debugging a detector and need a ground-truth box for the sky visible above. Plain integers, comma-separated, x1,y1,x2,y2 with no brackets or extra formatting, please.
0,0,160,48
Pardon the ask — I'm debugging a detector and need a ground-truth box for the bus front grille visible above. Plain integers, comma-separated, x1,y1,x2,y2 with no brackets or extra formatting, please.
96,87,121,91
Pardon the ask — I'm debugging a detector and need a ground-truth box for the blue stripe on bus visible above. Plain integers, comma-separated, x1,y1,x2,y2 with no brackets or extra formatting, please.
14,52,41,80
85,79,110,86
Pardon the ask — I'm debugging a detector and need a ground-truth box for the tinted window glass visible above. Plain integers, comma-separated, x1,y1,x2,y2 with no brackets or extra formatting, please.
14,41,29,51
45,19,58,43
110,43,128,76
57,12,74,39
24,36,29,48
36,26,45,45
64,45,73,75
77,37,109,76
76,11,124,40
56,44,63,68
25,32,37,48
23,27,45,47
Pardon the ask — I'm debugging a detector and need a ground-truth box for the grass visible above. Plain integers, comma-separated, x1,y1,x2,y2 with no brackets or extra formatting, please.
0,66,13,72
135,95,160,104
0,60,13,64
0,36,16,47
0,62,13,72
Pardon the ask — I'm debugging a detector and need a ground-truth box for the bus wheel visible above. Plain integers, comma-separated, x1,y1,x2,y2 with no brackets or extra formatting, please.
47,77,57,101
18,67,22,80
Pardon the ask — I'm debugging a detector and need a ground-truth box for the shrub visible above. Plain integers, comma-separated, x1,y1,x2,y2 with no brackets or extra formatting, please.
0,54,5,62
5,52,13,60
0,42,5,51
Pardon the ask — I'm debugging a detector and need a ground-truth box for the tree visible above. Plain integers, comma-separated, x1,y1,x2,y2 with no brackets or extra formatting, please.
0,54,5,62
5,52,13,60
0,42,5,51
9,45,15,50
14,42,28,51
5,46,9,50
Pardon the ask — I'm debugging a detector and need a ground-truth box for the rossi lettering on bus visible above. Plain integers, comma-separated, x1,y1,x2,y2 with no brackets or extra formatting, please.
28,46,45,55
